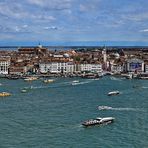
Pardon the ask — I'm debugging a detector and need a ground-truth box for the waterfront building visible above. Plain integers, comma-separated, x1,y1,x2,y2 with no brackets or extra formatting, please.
66,62,74,73
39,62,74,74
0,57,10,75
74,63,81,73
111,63,124,74
9,66,27,75
50,62,66,73
144,61,148,73
126,58,144,73
39,63,51,74
80,64,102,73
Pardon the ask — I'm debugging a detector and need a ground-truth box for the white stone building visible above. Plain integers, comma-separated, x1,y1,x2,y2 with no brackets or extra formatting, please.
39,62,74,74
0,58,10,74
111,64,124,73
80,64,102,73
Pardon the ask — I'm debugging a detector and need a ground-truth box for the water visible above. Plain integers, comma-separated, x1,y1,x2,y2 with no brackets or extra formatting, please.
0,77,147,147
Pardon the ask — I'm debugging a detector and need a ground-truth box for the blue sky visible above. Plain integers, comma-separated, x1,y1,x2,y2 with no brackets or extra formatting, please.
0,0,148,45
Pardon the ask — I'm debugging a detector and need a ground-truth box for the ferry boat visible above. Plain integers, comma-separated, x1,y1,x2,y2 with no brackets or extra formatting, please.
108,91,120,96
82,117,115,127
43,79,54,83
0,92,11,97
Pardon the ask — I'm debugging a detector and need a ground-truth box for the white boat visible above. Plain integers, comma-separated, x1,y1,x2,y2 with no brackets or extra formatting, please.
98,106,113,110
82,117,115,127
108,91,120,96
21,89,27,93
24,77,38,81
43,79,54,83
71,80,79,85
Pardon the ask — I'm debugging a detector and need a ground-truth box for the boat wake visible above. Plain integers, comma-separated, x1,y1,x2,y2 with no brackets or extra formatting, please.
110,77,122,81
22,80,94,91
142,86,148,89
98,106,144,112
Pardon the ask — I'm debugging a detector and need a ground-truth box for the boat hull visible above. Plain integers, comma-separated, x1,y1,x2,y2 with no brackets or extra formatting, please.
82,118,114,127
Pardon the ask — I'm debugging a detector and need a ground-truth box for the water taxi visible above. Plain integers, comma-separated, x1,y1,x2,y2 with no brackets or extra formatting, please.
82,117,115,127
108,91,120,96
0,92,11,97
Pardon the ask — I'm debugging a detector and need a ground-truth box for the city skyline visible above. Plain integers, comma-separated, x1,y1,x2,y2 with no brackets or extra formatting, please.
1,0,148,45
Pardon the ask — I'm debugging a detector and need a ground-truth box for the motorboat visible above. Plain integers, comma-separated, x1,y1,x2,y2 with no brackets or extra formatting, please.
98,106,113,110
24,77,38,81
71,80,79,85
82,117,115,127
43,79,54,83
108,91,120,96
21,89,27,93
0,92,11,97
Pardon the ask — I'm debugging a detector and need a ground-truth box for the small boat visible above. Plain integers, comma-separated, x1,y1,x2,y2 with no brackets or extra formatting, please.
0,92,11,97
21,89,27,93
72,80,79,83
82,117,115,127
98,106,113,110
72,80,79,85
43,79,54,83
24,77,38,81
108,91,120,96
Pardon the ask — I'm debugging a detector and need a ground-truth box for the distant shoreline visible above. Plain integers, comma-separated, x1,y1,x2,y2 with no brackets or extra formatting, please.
0,46,148,50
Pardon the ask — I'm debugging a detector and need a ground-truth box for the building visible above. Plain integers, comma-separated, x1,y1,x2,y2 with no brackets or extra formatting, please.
80,64,102,73
126,58,144,73
39,62,74,74
39,63,51,74
0,57,10,74
111,64,124,73
144,61,148,73
9,66,27,75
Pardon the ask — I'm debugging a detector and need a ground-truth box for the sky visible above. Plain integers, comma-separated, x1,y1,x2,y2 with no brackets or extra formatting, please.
0,0,148,45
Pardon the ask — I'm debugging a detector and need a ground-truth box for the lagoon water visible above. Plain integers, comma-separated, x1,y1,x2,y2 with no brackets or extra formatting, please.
0,76,147,148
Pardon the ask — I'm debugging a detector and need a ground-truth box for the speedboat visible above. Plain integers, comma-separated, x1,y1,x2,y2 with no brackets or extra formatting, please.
98,106,113,110
71,80,79,85
108,91,120,96
82,117,115,127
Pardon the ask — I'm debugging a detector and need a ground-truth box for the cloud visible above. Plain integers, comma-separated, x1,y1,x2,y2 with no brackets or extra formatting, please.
22,24,28,28
44,26,58,30
0,1,56,22
27,0,71,11
0,24,30,33
0,2,26,19
139,29,148,32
